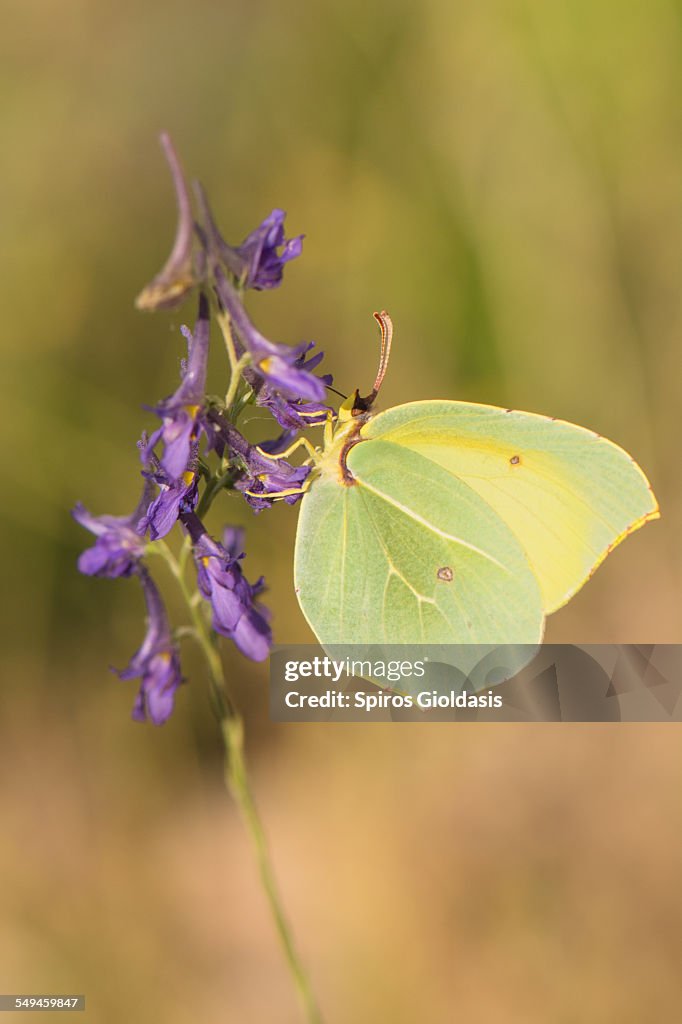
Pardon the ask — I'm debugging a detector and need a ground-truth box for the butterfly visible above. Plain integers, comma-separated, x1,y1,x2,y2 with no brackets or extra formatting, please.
292,312,659,651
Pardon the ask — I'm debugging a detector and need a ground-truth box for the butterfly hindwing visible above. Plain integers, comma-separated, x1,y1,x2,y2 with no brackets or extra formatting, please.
294,439,544,646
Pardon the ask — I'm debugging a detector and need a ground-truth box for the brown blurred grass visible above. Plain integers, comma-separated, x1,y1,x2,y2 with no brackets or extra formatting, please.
2,704,682,1022
1,0,682,1019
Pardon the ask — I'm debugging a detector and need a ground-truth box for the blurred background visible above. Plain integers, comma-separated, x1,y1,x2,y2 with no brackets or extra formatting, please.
2,0,682,1020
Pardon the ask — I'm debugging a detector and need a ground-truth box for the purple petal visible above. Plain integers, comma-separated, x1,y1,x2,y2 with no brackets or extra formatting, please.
232,606,271,661
116,570,183,725
72,482,153,578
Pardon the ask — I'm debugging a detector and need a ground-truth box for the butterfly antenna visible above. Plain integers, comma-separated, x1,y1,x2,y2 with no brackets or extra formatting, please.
353,310,393,413
326,383,348,400
371,310,393,399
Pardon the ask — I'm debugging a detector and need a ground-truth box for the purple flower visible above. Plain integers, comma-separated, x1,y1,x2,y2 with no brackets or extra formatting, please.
195,185,302,290
248,342,333,430
206,410,310,511
213,268,327,402
142,468,199,541
182,513,271,661
115,569,183,725
234,447,310,512
137,433,199,540
72,481,152,578
146,294,210,480
135,133,196,312
232,209,303,290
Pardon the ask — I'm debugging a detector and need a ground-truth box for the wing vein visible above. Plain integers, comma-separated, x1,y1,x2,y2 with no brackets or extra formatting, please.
356,479,510,573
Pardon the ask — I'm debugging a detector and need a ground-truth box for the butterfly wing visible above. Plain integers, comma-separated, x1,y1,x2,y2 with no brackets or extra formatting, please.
362,400,659,613
294,440,544,653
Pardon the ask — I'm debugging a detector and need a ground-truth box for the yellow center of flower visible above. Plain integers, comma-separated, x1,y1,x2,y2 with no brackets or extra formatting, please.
258,357,274,374
182,470,195,486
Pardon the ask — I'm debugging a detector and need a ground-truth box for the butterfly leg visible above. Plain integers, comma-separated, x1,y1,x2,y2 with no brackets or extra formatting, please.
254,436,321,463
323,409,335,449
242,477,314,502
253,411,337,467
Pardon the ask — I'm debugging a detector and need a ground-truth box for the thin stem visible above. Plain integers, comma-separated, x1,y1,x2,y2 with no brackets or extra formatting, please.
225,352,251,411
217,308,240,375
222,715,324,1024
157,540,227,703
195,467,235,519
217,307,254,416
151,540,324,1024
177,533,192,576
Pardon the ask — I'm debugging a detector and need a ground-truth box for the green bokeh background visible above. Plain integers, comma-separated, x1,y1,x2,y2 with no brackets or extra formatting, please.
2,2,682,1021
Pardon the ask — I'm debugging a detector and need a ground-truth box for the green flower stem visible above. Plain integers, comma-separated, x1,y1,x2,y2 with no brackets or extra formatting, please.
216,309,253,413
152,540,324,1024
195,469,235,521
217,308,240,372
222,715,324,1024
154,538,228,709
224,352,252,412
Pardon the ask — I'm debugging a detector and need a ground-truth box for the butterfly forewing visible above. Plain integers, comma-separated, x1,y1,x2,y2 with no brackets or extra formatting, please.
362,401,659,613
